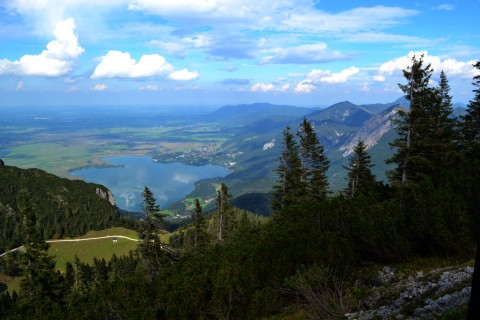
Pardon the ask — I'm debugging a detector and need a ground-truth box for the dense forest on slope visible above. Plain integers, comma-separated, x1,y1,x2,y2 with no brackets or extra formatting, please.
0,164,125,253
0,57,479,319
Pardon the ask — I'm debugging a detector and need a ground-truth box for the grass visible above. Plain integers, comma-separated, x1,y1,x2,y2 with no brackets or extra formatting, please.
48,227,139,272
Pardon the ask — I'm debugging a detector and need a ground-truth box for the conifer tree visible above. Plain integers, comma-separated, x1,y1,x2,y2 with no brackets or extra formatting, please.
465,61,480,320
137,186,165,278
462,61,480,153
297,118,329,201
387,54,438,184
16,198,63,316
191,199,207,251
216,183,234,241
344,140,376,197
272,126,305,213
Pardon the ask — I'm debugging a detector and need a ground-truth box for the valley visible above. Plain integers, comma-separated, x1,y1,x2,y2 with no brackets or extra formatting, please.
0,99,467,218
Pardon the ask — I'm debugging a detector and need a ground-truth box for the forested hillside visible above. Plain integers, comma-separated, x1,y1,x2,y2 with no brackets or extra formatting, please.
0,164,123,253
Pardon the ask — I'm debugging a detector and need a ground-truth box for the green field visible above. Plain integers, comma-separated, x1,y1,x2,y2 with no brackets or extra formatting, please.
48,227,139,272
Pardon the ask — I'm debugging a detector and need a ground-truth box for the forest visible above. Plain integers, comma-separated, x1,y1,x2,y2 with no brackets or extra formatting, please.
0,55,479,319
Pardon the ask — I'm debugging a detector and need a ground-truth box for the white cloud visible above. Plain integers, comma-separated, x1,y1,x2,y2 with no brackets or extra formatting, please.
147,40,189,57
374,75,386,82
377,51,479,79
282,6,419,33
251,83,276,92
295,82,316,93
306,66,360,84
93,84,108,91
250,82,291,92
360,82,370,92
91,51,174,79
261,43,351,64
0,18,83,76
168,68,200,81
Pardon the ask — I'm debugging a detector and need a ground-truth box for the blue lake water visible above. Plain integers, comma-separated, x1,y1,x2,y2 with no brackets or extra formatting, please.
70,156,229,212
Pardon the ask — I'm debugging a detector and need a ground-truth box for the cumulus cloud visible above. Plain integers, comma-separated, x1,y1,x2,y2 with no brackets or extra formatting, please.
168,68,199,81
250,82,291,92
0,18,83,76
262,43,352,64
91,51,174,79
93,84,108,91
295,82,316,93
376,51,479,80
305,66,360,84
251,83,276,92
374,75,386,82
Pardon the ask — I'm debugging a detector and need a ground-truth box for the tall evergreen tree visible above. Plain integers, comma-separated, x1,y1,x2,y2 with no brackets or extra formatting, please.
137,186,165,278
462,61,480,153
466,61,480,320
297,118,329,201
15,198,64,317
387,54,440,184
215,183,234,242
272,126,305,213
191,198,207,251
343,140,376,197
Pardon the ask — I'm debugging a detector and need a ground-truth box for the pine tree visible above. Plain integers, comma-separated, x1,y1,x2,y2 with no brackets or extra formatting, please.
344,140,376,197
216,183,234,241
465,61,480,320
387,54,438,184
16,198,63,316
462,61,480,153
297,118,329,201
191,199,207,251
137,186,166,278
272,126,305,213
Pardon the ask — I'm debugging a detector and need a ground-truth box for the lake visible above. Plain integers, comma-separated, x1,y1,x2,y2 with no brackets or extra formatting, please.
70,156,229,212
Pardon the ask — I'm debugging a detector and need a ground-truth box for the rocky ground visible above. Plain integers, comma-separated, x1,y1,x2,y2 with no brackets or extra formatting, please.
345,263,473,319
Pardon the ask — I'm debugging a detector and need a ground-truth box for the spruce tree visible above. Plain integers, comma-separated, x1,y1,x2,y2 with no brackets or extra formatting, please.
462,61,480,153
387,54,438,184
15,198,63,316
191,198,207,251
344,140,376,197
465,61,480,320
297,118,329,201
272,126,305,214
216,183,234,241
137,186,165,278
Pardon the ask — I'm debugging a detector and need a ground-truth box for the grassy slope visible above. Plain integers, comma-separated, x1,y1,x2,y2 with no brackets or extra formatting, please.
48,227,139,272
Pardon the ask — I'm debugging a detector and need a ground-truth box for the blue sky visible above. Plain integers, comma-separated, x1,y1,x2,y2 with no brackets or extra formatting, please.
0,0,479,107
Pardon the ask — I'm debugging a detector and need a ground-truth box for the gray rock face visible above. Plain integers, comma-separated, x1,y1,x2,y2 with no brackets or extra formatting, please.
345,265,473,319
95,187,116,207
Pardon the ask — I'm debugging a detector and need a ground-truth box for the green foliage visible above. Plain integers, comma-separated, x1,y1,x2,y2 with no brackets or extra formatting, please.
0,165,121,253
343,140,376,197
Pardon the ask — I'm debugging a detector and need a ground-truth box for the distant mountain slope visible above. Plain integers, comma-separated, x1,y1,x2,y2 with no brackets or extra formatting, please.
204,102,312,123
0,163,121,253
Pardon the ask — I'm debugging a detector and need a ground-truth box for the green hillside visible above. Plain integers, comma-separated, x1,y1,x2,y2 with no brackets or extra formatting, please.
0,164,123,253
